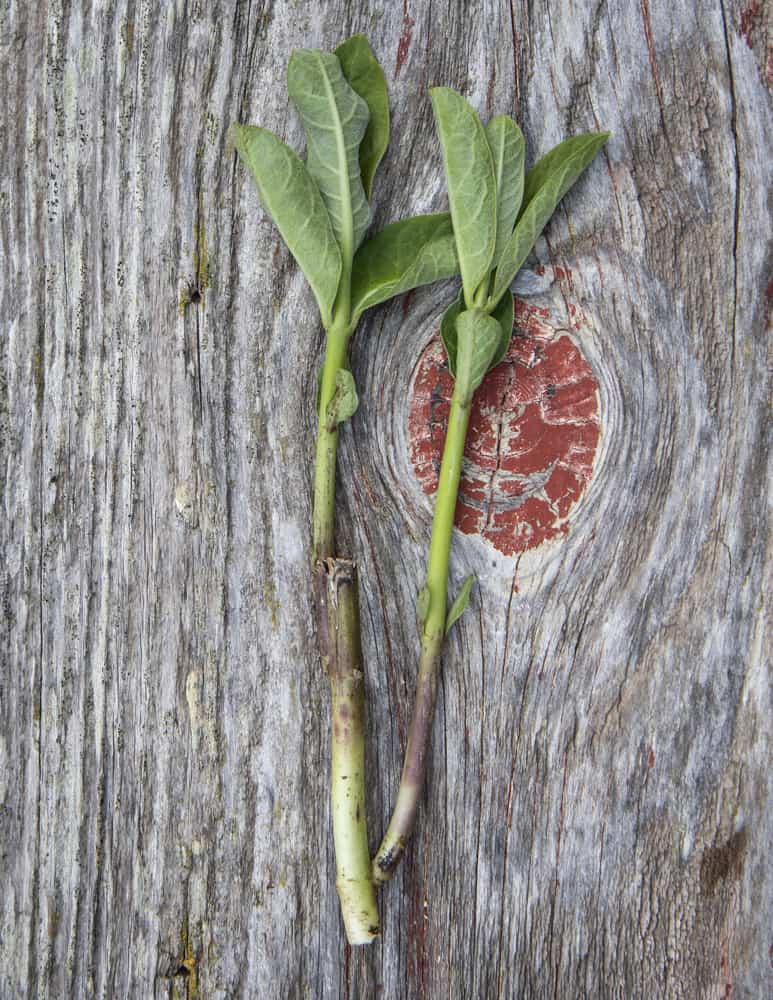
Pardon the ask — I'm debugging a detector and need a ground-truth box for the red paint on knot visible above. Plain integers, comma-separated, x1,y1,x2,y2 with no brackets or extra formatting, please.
408,298,600,556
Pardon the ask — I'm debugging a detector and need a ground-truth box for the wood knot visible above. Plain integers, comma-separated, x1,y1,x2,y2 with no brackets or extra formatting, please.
408,295,600,556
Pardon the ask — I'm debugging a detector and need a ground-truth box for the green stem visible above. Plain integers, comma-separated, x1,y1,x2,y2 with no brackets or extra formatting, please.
311,292,380,942
373,382,471,883
312,319,349,562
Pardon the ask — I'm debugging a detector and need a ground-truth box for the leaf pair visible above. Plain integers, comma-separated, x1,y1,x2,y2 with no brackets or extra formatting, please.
431,86,608,386
489,131,610,305
416,573,474,636
232,36,384,328
440,289,513,398
231,36,459,334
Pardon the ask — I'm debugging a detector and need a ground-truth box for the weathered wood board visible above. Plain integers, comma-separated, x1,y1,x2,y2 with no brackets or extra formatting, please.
1,1,771,997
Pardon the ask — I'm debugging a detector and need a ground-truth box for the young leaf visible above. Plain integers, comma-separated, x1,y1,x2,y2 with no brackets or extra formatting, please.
445,575,475,635
454,308,503,404
325,368,359,431
288,49,371,260
439,288,464,377
231,124,342,329
486,289,514,371
485,116,525,265
316,358,353,415
520,132,610,219
441,288,512,377
335,34,389,200
349,213,458,322
429,88,497,309
490,131,609,306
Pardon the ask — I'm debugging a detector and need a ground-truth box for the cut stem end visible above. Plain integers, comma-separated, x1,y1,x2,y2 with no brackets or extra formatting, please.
314,557,380,941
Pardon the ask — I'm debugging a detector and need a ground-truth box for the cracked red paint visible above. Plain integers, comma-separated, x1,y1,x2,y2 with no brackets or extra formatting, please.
408,298,600,556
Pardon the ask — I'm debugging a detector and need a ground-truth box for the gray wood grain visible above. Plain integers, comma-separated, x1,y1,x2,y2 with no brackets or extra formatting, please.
1,1,771,997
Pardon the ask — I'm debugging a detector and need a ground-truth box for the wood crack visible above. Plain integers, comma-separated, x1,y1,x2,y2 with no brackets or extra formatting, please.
718,0,741,378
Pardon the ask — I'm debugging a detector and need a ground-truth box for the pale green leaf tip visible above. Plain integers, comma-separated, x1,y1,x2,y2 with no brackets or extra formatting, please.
228,122,245,148
325,369,359,430
429,85,452,102
337,32,370,49
229,122,266,159
445,574,475,635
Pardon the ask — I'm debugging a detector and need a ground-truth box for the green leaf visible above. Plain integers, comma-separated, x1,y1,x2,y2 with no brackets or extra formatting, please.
441,289,513,377
487,289,514,371
520,132,610,219
445,575,475,634
335,34,389,200
350,213,458,322
416,584,430,627
288,49,371,261
439,288,464,377
317,358,354,415
454,308,503,404
325,368,359,431
485,116,525,265
490,131,609,306
230,124,342,329
429,88,497,309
